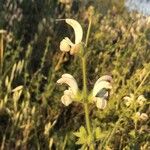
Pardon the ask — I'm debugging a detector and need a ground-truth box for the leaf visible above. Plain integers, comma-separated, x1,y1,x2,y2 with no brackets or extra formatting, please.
95,127,101,139
73,126,88,145
73,126,87,138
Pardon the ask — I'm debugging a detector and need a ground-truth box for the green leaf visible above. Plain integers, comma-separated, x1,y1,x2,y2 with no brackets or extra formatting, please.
95,127,101,139
73,126,88,145
73,126,87,138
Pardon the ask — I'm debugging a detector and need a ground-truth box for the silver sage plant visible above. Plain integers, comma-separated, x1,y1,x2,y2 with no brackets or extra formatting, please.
57,18,113,149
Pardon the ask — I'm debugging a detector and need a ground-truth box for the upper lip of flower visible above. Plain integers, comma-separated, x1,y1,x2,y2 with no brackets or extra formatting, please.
65,19,83,44
59,19,83,52
57,74,79,106
0,29,7,34
91,75,112,109
57,73,78,96
92,75,112,97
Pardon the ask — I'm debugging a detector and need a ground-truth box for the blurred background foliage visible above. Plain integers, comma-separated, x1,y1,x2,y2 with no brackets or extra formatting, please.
0,0,149,149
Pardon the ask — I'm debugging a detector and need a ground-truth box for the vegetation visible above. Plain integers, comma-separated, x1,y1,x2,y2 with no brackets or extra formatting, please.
0,0,149,149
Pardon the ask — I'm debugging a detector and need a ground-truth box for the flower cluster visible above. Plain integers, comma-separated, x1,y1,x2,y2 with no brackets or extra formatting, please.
57,74,112,109
133,112,148,121
123,94,147,107
124,94,148,122
57,19,113,109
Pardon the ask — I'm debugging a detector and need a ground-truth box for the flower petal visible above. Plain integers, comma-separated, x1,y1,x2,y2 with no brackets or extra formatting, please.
123,96,131,101
93,81,112,97
60,39,71,52
62,73,75,79
61,94,73,106
137,95,146,106
0,29,7,34
65,19,83,44
95,88,109,98
140,113,148,121
64,88,75,99
57,74,78,95
94,75,112,88
64,37,74,46
12,85,23,92
94,97,107,109
137,95,146,102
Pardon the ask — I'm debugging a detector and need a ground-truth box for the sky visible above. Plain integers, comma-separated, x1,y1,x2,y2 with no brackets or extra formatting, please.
125,0,150,16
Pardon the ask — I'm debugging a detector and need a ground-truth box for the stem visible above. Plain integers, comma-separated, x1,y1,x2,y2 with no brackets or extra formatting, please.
80,15,94,149
82,56,90,132
82,57,87,97
134,70,150,94
85,17,92,47
100,117,122,149
81,55,94,149
84,103,91,135
0,34,4,74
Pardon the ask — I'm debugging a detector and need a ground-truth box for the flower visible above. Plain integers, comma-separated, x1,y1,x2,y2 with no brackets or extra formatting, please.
0,29,7,34
140,113,148,121
59,19,83,55
137,95,146,106
57,74,79,106
134,112,148,121
124,94,147,107
123,94,134,106
59,0,72,4
92,75,112,109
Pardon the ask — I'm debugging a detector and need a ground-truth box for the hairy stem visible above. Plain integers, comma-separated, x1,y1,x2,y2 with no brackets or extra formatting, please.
0,34,4,74
82,55,94,149
85,17,92,47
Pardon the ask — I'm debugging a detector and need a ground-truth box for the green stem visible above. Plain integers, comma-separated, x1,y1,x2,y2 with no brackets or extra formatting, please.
81,56,94,149
84,103,91,135
85,17,92,47
80,15,94,149
82,56,90,132
82,57,87,97
134,70,150,94
0,34,4,74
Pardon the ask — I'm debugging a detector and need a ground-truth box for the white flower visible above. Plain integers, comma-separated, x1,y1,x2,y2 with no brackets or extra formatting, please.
0,29,7,34
134,112,148,121
123,94,134,107
12,85,23,92
137,95,146,106
59,0,72,4
140,113,148,121
57,74,78,106
92,75,112,109
59,19,83,55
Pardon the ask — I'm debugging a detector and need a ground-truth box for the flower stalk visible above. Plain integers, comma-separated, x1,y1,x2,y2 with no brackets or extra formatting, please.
82,56,87,99
81,18,94,149
0,30,6,74
85,17,92,47
57,18,112,149
81,55,91,132
82,57,94,149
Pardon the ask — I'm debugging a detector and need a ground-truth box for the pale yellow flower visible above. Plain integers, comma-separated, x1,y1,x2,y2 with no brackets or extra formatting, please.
59,19,83,55
59,0,72,4
134,112,148,121
92,75,112,109
57,74,78,106
0,29,7,34
140,113,148,121
12,85,23,92
137,95,146,106
123,94,134,107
